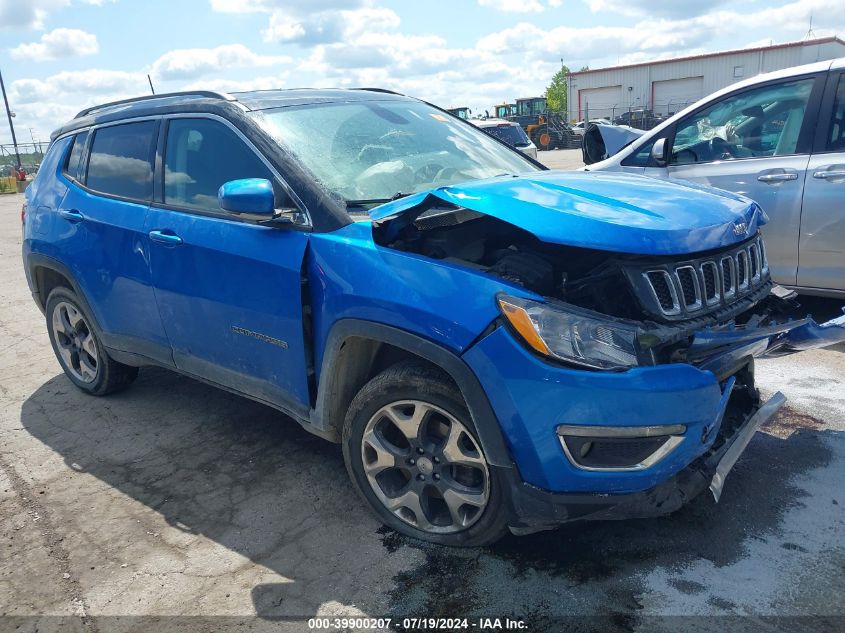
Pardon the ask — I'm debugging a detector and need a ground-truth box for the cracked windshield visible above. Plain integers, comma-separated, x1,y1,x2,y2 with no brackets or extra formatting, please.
254,100,539,205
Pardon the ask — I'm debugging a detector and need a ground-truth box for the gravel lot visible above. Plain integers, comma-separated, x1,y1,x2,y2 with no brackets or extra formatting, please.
537,148,586,170
1,187,843,632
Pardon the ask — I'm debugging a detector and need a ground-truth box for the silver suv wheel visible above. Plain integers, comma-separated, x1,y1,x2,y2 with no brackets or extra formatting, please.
51,300,99,383
361,399,490,534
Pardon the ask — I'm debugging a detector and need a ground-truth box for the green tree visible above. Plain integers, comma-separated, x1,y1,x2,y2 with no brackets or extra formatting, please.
545,65,570,113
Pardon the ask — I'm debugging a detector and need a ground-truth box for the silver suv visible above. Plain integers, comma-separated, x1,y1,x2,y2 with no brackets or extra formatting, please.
588,57,845,298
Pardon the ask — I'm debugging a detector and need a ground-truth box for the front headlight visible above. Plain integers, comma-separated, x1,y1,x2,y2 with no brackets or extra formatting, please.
497,294,641,370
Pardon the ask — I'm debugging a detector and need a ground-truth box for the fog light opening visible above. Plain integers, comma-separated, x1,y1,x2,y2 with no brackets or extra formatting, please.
556,424,686,472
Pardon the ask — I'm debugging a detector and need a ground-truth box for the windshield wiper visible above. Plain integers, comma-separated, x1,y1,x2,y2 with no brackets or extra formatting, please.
345,192,411,208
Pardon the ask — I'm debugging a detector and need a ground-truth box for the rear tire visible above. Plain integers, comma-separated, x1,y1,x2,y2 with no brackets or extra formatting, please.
342,360,509,547
45,287,138,396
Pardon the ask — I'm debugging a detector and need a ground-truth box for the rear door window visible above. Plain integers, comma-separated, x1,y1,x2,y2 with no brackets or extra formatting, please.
824,73,845,151
86,121,157,201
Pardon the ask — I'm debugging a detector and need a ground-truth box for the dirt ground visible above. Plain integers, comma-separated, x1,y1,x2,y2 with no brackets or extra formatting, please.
1,190,843,632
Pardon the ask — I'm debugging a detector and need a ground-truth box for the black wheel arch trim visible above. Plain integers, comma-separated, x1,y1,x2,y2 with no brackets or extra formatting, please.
25,253,173,364
27,254,97,320
311,318,514,468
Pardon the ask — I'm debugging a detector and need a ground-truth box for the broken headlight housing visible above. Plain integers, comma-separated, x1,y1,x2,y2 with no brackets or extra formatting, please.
497,294,641,370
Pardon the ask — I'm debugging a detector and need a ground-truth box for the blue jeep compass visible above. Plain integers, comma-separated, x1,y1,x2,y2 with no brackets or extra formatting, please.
22,89,845,546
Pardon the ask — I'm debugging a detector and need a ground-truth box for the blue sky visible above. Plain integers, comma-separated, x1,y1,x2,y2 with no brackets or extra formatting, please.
0,0,842,144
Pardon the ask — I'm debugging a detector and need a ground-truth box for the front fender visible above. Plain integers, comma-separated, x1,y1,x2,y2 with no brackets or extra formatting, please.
307,221,534,370
311,318,513,468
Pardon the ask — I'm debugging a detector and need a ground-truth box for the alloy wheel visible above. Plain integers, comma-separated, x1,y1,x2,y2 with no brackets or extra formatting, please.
361,400,490,534
51,300,99,383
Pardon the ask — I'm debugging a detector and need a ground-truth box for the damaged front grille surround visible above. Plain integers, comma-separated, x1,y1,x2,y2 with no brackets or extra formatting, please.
629,235,770,322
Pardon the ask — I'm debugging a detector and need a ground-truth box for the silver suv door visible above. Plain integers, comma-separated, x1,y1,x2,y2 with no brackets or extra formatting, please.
653,75,824,287
799,71,845,293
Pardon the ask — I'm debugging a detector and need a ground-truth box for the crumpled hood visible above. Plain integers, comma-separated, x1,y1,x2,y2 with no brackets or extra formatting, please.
369,171,765,256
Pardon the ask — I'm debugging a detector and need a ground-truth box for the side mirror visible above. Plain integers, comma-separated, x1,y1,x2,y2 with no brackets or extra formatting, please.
650,137,668,167
218,178,275,216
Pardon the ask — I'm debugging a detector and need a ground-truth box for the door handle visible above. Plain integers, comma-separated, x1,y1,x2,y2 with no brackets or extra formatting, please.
148,229,183,246
757,172,798,183
58,208,84,223
813,170,845,179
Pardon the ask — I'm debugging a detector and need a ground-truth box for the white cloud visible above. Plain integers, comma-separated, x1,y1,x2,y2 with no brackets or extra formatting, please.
478,0,565,11
0,0,113,29
477,0,845,65
11,69,146,105
6,0,844,144
6,68,146,139
585,0,731,18
263,6,400,46
615,47,710,66
478,0,545,12
306,32,452,73
151,44,290,81
0,0,67,29
210,0,390,47
180,74,289,93
209,0,363,13
10,28,99,61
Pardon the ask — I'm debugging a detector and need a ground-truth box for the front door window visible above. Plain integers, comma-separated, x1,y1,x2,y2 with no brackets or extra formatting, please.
670,79,815,165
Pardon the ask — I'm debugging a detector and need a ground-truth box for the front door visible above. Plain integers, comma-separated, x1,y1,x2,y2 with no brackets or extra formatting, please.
656,75,821,286
146,116,312,414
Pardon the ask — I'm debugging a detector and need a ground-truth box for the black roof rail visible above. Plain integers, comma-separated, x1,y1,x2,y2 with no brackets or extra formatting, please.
75,91,237,119
354,87,405,96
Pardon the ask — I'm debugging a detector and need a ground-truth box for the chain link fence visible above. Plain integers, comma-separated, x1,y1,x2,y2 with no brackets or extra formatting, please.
579,99,699,130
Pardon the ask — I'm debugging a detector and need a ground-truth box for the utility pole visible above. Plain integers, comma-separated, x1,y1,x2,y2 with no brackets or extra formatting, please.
0,68,21,168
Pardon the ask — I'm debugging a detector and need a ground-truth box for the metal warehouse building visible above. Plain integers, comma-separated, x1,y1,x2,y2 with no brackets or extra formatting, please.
567,36,845,123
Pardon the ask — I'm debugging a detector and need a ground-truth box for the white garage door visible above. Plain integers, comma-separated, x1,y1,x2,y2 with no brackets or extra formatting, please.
579,86,622,121
653,76,704,116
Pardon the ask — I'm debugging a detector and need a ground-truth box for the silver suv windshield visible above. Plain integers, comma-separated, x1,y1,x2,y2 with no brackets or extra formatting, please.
252,99,540,205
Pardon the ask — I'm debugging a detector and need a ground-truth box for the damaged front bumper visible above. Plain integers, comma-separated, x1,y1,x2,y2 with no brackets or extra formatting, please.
681,303,845,379
463,293,845,529
503,389,786,531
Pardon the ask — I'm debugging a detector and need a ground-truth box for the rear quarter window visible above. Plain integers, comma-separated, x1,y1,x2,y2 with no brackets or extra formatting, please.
86,121,157,201
63,131,89,181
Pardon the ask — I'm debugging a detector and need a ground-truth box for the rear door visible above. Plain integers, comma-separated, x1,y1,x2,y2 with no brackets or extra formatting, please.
58,119,171,364
798,70,845,291
145,115,312,414
659,74,824,287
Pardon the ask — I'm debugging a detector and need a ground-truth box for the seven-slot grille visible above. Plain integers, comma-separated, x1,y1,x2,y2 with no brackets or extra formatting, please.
637,235,768,319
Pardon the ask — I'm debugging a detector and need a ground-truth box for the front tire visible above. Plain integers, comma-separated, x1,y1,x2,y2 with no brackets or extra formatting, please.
532,127,555,151
342,361,509,546
45,287,138,396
